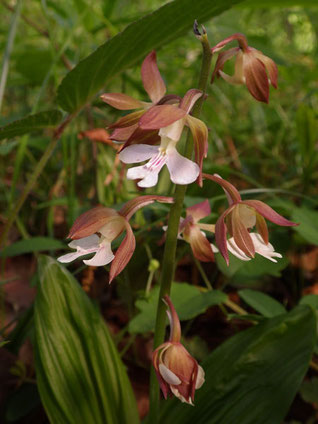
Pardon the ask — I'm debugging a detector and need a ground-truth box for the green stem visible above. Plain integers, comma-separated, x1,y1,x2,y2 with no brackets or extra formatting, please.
0,0,22,113
148,32,212,421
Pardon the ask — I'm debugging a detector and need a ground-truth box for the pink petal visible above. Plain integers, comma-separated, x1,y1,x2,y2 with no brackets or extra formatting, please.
215,206,235,265
119,144,158,164
119,127,160,150
186,199,211,222
211,33,248,53
83,243,115,267
141,51,166,104
109,221,136,282
119,195,173,220
252,49,278,88
232,206,255,258
242,200,298,227
211,48,240,82
166,148,199,185
110,125,138,141
100,93,144,110
186,115,208,186
139,105,186,130
179,89,202,114
255,213,268,245
184,224,214,262
202,174,241,204
108,110,144,129
163,295,181,342
68,207,119,239
243,53,269,103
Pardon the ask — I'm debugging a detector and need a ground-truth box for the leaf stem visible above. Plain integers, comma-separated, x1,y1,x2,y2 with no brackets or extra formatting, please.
148,31,212,421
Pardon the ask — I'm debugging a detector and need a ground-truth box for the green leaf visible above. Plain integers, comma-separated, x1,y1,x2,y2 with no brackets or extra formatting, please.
129,283,227,334
0,140,18,155
34,256,139,424
239,0,318,6
216,252,289,279
160,306,316,424
239,289,286,317
292,207,318,246
0,237,65,257
0,110,63,141
57,0,243,112
300,294,318,310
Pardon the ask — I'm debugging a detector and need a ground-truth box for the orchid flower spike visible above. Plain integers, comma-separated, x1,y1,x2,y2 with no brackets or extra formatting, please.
211,33,278,103
152,295,205,405
101,51,179,148
57,195,173,282
202,173,298,265
119,89,208,187
169,200,215,262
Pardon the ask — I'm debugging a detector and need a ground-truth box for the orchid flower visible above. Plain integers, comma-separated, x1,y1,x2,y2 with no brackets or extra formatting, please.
214,232,282,263
167,200,215,262
119,89,208,187
203,173,297,265
152,295,205,405
57,195,173,282
101,51,177,148
211,33,278,103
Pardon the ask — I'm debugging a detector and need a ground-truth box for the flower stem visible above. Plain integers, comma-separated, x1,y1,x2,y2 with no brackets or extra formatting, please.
148,32,212,421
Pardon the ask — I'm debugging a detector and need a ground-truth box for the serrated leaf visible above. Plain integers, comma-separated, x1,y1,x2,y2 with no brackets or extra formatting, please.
239,289,286,317
57,0,243,112
34,256,139,424
0,110,63,141
129,282,227,334
292,207,318,246
0,237,65,257
160,306,316,424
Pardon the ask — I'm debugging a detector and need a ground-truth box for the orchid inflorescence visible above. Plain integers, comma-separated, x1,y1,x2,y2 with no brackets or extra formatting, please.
58,31,297,405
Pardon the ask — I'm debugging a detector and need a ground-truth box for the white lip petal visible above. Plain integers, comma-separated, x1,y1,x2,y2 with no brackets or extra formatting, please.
57,251,89,263
210,243,219,253
166,148,199,185
195,365,205,389
159,118,185,141
68,234,100,250
227,237,251,261
159,364,182,385
119,144,159,164
137,169,161,187
126,164,149,180
83,243,115,266
170,386,191,404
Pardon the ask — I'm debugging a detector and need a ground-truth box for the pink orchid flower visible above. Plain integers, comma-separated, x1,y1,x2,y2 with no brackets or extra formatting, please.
171,200,215,262
119,89,208,187
152,295,205,405
101,50,177,148
203,173,297,265
211,33,278,103
58,196,173,282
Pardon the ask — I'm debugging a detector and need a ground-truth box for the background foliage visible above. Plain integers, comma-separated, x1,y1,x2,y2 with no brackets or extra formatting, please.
0,0,318,423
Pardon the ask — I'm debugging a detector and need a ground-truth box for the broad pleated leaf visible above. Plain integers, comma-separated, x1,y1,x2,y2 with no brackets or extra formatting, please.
129,282,226,334
34,256,139,424
0,110,63,141
57,0,243,112
239,289,286,317
160,306,316,424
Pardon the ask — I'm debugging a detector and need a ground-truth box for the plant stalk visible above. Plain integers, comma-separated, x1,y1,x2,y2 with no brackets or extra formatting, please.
148,31,212,421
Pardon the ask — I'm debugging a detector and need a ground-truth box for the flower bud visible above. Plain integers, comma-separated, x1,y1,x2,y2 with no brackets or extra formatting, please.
152,296,205,405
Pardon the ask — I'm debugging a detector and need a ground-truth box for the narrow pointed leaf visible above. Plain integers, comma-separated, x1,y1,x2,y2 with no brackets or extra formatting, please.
0,110,63,141
34,256,139,424
57,0,244,112
239,289,286,317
